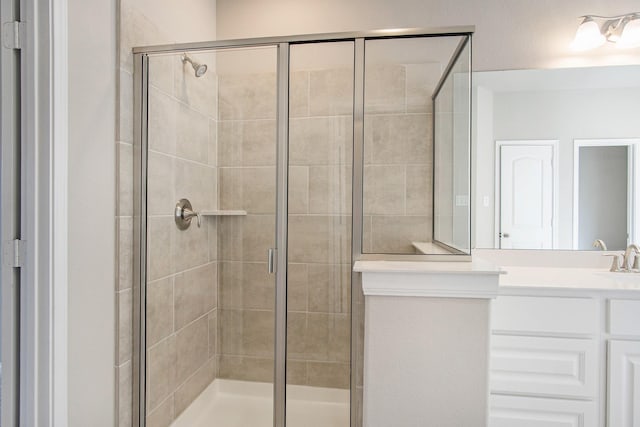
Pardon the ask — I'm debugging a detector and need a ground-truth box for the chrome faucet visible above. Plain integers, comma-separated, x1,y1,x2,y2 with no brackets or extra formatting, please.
622,244,640,271
593,239,607,251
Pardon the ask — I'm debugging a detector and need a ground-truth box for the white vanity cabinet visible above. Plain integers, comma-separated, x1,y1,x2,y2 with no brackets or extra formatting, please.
489,293,640,427
607,300,640,427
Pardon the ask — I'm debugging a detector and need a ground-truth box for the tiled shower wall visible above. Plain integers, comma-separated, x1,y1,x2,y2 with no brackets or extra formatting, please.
116,4,219,426
144,51,219,426
363,63,439,254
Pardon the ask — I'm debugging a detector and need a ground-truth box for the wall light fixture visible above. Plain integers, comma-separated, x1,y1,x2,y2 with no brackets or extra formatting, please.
572,13,640,50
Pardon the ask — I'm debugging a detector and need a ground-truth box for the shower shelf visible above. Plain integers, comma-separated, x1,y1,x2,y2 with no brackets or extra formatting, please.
199,210,247,216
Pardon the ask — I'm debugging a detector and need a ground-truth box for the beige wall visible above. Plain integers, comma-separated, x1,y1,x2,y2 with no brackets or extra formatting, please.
216,0,640,71
68,0,117,424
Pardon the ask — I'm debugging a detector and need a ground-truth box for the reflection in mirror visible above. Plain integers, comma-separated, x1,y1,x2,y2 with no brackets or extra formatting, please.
473,65,640,250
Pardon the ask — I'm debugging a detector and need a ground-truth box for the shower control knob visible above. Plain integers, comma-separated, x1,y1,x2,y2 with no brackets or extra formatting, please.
175,198,201,230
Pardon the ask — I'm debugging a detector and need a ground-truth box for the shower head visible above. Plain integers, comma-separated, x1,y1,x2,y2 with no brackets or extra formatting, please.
181,53,208,78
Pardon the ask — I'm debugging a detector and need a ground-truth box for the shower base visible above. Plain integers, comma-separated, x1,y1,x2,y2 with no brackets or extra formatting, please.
171,379,350,427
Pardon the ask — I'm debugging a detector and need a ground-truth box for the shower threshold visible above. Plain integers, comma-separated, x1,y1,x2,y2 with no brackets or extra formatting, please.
171,379,350,427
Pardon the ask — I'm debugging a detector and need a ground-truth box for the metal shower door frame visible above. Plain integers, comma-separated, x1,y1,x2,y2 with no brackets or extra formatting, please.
132,26,475,427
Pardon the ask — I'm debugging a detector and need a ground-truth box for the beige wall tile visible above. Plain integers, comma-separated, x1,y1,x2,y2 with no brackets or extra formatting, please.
148,217,173,281
364,165,405,216
208,310,217,358
119,3,169,74
218,215,275,262
219,262,273,310
146,395,174,427
218,309,274,358
117,361,132,427
306,361,350,389
220,167,275,214
148,88,177,156
288,215,351,264
176,104,210,163
119,70,134,143
365,114,431,165
289,117,353,166
174,158,216,212
289,71,309,117
371,215,432,253
406,164,432,215
308,165,351,214
118,289,132,364
147,336,176,410
147,277,174,348
217,355,273,383
174,263,216,330
286,312,307,360
207,217,217,262
218,73,276,120
148,54,175,96
174,53,217,118
175,316,209,386
118,142,133,217
308,264,351,314
286,360,307,386
174,358,216,417
172,220,209,273
217,120,276,167
306,313,350,362
364,64,406,114
147,151,175,216
405,63,440,114
208,119,217,166
309,68,353,116
287,263,308,312
118,217,133,291
289,166,309,214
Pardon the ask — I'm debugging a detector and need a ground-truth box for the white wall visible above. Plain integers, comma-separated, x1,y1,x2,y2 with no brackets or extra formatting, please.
68,0,117,425
216,0,640,71
474,87,640,248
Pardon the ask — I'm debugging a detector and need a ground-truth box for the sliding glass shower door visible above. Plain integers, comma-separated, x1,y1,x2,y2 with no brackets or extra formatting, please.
140,45,279,426
286,41,354,427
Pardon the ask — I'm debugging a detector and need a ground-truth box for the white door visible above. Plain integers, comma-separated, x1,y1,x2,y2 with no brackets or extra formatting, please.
499,145,554,249
608,340,640,427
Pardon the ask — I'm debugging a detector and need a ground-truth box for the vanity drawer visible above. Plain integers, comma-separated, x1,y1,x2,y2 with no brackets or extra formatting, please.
492,296,598,335
609,299,640,336
490,335,598,398
489,395,597,427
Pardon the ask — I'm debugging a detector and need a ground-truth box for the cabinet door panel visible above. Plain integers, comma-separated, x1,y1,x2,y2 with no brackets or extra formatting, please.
609,300,640,336
608,340,640,427
490,395,597,427
491,335,598,399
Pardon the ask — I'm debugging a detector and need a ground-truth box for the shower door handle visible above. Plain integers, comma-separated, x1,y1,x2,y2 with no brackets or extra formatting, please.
268,248,277,274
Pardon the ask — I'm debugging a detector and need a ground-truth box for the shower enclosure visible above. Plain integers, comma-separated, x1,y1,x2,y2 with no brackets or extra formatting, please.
132,28,472,427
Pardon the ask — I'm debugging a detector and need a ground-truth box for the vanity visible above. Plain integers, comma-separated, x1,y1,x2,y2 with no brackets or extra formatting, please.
476,252,640,427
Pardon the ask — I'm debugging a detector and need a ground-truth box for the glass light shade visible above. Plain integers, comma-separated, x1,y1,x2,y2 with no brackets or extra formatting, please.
571,18,606,51
617,17,640,48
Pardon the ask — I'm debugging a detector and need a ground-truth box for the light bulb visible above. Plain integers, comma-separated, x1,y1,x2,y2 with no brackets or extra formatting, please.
571,17,606,51
617,16,640,48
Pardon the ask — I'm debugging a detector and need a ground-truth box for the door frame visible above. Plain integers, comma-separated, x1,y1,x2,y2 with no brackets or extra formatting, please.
1,0,69,424
494,140,559,249
572,138,640,250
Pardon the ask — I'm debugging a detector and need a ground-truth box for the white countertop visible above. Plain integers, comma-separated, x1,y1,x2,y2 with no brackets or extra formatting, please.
499,266,640,292
353,259,503,275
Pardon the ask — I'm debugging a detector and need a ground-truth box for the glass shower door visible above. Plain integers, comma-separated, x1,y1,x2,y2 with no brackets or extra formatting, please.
286,41,354,427
142,45,279,426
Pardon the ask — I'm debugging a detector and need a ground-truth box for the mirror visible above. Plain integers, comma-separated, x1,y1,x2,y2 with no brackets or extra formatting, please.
473,65,640,250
